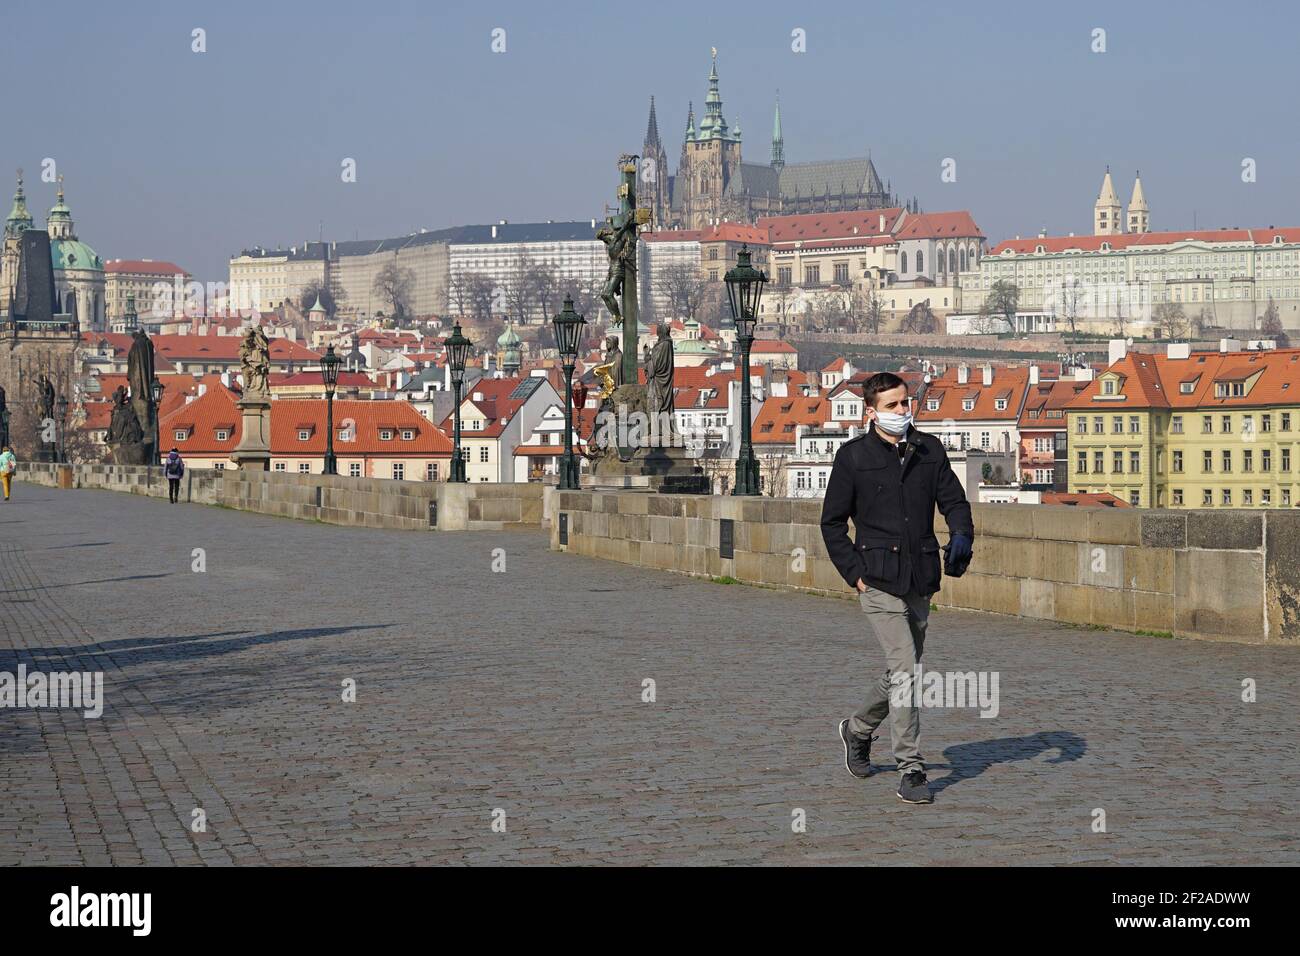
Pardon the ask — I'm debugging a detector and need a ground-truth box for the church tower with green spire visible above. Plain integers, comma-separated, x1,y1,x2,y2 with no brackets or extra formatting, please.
1,169,35,314
678,49,743,229
771,92,785,173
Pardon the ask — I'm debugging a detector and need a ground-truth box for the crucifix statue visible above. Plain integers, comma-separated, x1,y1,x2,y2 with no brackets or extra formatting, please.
596,155,649,386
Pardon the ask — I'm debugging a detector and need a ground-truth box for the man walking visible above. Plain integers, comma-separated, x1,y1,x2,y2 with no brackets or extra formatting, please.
164,447,185,504
820,372,973,804
0,445,15,502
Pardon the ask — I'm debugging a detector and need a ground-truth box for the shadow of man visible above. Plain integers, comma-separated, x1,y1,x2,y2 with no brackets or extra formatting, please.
929,731,1086,795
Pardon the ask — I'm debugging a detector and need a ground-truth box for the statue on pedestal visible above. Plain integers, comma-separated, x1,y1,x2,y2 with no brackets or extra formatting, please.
644,323,677,436
239,326,270,398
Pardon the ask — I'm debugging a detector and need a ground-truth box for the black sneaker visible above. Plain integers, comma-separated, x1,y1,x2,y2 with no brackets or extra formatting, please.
896,771,932,804
838,719,875,778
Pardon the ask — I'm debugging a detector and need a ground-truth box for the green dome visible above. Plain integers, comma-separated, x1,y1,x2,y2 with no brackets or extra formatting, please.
50,238,102,272
497,323,520,347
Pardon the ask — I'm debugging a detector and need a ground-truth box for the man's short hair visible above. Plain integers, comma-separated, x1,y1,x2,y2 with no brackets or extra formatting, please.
863,372,908,408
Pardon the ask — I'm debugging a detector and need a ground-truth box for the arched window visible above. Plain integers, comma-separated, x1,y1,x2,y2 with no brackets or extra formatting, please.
949,249,958,273
65,291,76,318
916,251,924,273
960,248,967,271
900,252,908,273
937,247,946,274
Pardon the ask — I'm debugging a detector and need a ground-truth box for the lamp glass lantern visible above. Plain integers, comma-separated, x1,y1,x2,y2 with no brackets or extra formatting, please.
321,344,341,396
551,297,587,364
724,243,767,338
150,377,164,405
444,322,473,386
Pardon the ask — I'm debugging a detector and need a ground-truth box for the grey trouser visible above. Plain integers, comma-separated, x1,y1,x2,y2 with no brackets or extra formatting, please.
849,586,930,776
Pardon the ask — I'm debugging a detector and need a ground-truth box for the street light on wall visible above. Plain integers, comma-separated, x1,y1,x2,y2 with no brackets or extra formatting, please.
321,345,341,475
149,377,164,467
551,297,587,490
724,244,767,496
55,394,69,463
444,322,473,483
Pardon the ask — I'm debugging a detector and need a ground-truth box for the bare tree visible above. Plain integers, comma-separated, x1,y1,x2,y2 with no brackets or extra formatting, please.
374,263,416,322
860,287,884,334
1152,302,1189,340
759,452,788,497
1057,276,1084,338
300,280,343,319
900,300,938,334
530,260,562,323
655,261,714,322
1261,295,1290,346
982,279,1018,330
503,250,539,326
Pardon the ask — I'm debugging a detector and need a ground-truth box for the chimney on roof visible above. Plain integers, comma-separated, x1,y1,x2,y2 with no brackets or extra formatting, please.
1166,342,1191,360
491,225,497,239
1220,338,1241,353
957,363,969,385
879,214,885,232
197,383,207,397
1029,364,1040,385
982,364,993,386
1108,338,1129,365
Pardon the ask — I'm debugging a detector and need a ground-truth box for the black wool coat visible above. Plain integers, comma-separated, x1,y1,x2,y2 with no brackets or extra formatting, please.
819,426,975,597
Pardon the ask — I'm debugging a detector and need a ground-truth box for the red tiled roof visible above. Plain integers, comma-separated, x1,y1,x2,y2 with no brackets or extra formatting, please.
759,208,905,243
160,390,451,456
1042,492,1132,508
103,259,188,276
989,226,1300,256
915,366,1032,422
893,210,983,240
1065,348,1300,410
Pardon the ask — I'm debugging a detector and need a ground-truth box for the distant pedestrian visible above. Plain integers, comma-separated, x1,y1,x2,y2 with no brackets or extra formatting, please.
0,445,15,502
164,447,185,504
820,372,974,805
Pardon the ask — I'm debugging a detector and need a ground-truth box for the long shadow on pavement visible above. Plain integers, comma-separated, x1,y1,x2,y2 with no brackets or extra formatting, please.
927,731,1086,795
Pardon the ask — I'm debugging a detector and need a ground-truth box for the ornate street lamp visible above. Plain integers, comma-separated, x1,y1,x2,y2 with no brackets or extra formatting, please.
150,377,164,466
321,345,341,475
551,297,588,489
724,244,767,496
444,322,473,483
55,394,69,463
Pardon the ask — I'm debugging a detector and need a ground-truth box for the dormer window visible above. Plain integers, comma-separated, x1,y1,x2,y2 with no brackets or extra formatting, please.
401,429,415,441
298,429,311,441
174,428,191,442
1102,380,1116,396
995,398,1008,411
379,429,394,441
215,429,229,441
926,398,939,411
962,399,974,411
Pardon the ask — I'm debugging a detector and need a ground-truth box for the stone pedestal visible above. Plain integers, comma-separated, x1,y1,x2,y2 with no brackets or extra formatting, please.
230,394,271,471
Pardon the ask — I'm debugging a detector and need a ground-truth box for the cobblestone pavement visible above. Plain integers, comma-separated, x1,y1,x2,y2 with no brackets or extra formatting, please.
1,485,1297,866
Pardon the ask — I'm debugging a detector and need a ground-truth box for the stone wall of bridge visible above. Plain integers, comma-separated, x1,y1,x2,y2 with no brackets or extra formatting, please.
549,490,1300,645
14,462,545,532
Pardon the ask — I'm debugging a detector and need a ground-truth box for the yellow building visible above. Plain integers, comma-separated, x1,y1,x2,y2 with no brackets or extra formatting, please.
1067,343,1300,508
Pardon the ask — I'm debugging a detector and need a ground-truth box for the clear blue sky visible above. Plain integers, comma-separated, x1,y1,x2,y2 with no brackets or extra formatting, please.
4,0,1299,282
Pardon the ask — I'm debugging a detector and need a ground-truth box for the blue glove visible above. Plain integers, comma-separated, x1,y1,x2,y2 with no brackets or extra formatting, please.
943,533,973,577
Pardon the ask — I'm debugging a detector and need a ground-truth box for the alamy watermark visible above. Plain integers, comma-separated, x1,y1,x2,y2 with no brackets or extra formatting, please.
0,665,104,718
889,666,999,718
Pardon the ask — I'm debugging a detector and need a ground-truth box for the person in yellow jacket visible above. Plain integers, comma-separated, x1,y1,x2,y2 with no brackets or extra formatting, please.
0,445,16,501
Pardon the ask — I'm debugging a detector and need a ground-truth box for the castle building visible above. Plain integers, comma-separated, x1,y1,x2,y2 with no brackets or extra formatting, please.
647,53,903,231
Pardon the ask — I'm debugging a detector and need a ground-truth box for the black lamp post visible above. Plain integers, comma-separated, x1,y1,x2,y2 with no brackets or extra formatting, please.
444,322,472,482
150,377,164,467
724,243,767,496
55,395,69,463
321,345,341,475
551,297,588,489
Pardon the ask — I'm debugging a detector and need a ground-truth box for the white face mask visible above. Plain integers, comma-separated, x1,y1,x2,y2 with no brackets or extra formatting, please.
872,409,913,436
